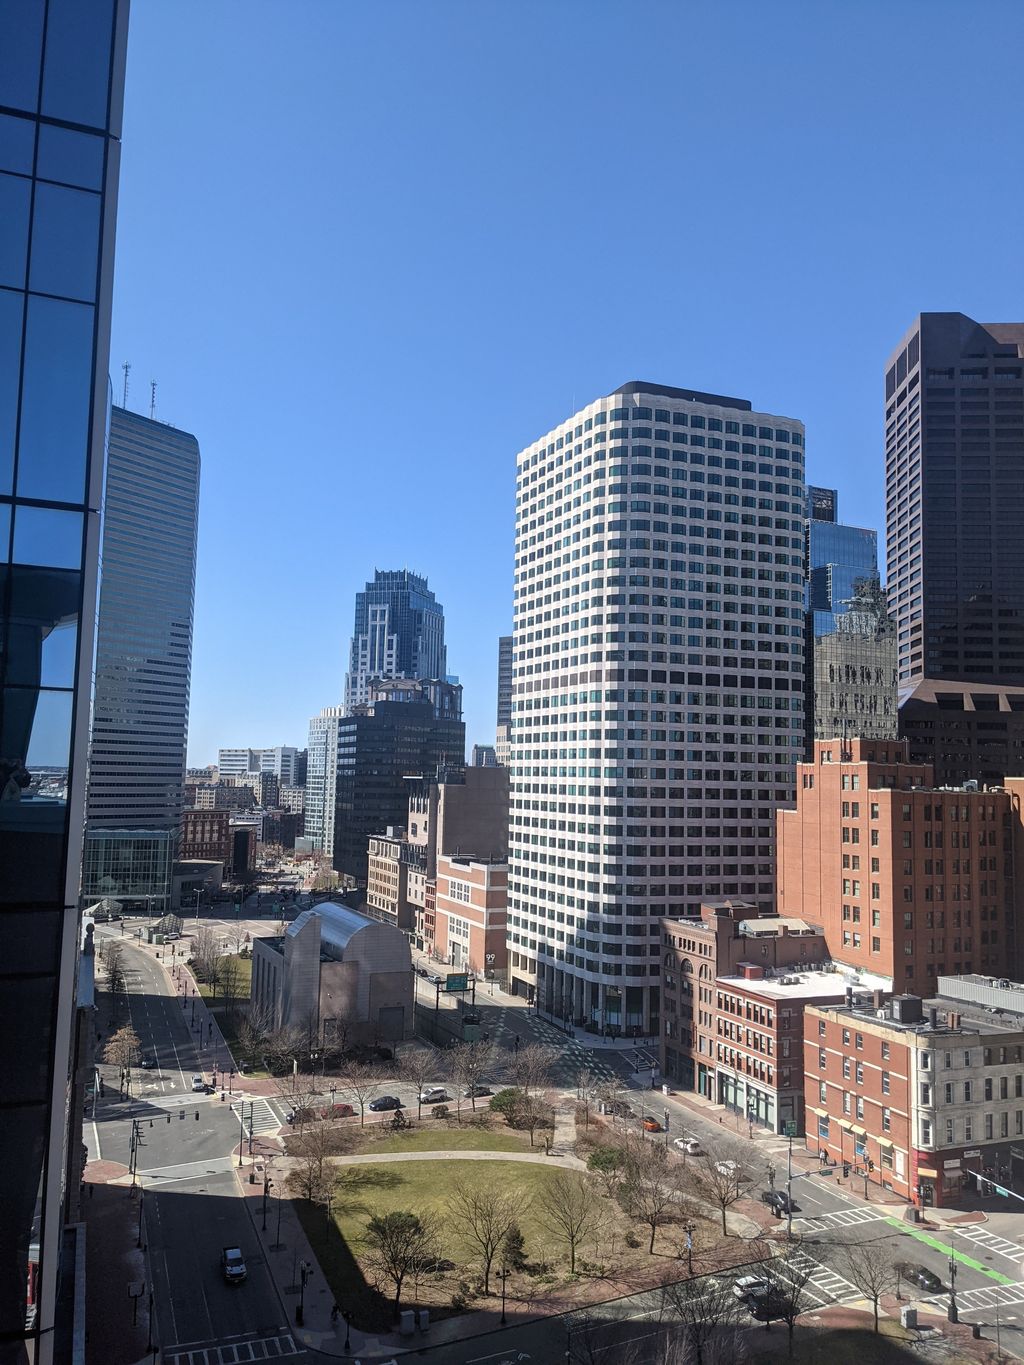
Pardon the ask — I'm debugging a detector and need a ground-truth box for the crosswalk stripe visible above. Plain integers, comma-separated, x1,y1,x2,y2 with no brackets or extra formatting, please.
229,1097,280,1135
164,1334,301,1365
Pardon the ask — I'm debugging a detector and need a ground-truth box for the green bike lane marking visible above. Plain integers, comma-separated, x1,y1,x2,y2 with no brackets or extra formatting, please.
885,1217,1015,1284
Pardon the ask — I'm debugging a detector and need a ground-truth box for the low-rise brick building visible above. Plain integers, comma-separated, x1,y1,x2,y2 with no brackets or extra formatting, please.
432,855,508,980
805,978,1024,1208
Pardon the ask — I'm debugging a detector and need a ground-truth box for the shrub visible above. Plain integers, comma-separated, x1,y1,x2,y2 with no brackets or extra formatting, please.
489,1087,523,1121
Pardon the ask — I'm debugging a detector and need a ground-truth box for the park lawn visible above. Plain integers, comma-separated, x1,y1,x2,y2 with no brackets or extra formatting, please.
349,1125,532,1155
195,954,252,1005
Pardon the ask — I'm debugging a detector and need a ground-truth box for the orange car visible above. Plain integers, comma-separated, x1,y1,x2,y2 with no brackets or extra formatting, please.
642,1117,662,1133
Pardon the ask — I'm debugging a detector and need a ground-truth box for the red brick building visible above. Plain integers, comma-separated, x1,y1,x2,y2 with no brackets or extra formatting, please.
432,856,508,980
777,738,1024,995
181,809,230,866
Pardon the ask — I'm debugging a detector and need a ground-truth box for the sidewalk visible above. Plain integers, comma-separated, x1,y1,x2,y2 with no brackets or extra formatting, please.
81,1161,152,1365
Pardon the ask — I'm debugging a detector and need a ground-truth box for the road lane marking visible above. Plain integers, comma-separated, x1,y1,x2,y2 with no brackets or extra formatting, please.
885,1217,1015,1284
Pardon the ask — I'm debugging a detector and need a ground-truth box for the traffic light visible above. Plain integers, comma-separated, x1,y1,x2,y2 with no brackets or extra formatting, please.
868,1159,875,1172
843,1162,850,1178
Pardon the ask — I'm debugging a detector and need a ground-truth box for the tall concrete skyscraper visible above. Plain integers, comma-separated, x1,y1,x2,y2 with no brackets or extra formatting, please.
82,407,200,911
508,381,806,1033
343,569,447,711
887,314,1024,783
0,3,129,1356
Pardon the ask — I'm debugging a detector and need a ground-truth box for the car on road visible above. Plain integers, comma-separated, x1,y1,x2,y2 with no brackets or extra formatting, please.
642,1117,662,1133
420,1088,450,1105
191,1074,206,1092
461,1009,482,1025
462,1084,492,1098
426,973,443,985
895,1262,943,1293
746,1291,791,1321
140,1056,157,1070
732,1275,771,1301
414,966,430,978
673,1137,702,1155
761,1189,794,1216
715,1159,739,1177
369,1095,403,1112
221,1246,247,1283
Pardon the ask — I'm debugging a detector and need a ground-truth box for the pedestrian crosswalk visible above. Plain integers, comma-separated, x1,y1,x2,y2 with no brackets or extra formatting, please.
778,1250,863,1309
492,1014,622,1083
229,1097,281,1137
794,1205,890,1232
921,1282,1024,1315
943,1224,1024,1266
164,1330,301,1364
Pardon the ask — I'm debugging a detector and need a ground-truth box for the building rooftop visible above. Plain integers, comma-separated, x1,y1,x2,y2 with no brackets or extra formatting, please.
814,983,1024,1037
718,966,883,1001
738,917,822,938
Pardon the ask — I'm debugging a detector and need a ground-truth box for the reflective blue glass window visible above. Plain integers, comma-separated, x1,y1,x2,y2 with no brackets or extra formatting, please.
0,0,45,115
37,126,105,191
0,114,35,175
0,173,32,290
41,0,115,129
29,183,100,302
4,566,81,687
0,289,24,495
16,297,94,503
12,507,83,569
0,502,10,558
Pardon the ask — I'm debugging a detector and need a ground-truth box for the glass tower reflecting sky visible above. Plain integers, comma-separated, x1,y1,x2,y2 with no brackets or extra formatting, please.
344,568,447,711
0,1,129,1356
806,487,878,637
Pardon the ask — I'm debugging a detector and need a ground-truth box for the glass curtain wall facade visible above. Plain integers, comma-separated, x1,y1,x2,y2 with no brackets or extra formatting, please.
343,568,447,711
0,1,129,1358
508,382,806,1035
806,506,878,637
83,407,199,910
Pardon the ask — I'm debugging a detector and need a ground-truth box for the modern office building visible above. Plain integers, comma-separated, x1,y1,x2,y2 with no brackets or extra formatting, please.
82,406,200,911
305,706,344,858
497,633,513,729
806,487,879,638
508,381,807,1033
217,746,261,778
810,576,898,746
0,3,129,1356
333,691,465,884
887,313,1024,686
777,738,1024,995
343,568,447,712
217,745,304,785
899,678,1024,787
471,744,497,767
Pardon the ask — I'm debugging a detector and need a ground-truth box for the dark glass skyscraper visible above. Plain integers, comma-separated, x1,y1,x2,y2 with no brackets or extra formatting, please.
343,569,447,711
805,487,878,637
0,2,129,1358
886,313,1024,686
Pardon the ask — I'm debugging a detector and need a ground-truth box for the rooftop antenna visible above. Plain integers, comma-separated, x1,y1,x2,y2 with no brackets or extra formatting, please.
149,380,157,420
121,360,131,407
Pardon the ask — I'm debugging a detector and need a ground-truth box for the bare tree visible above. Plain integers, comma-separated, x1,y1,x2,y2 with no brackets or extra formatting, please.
513,1087,555,1148
103,1024,141,1094
596,1078,632,1127
225,920,247,956
575,1065,601,1131
284,1119,340,1202
660,1272,744,1365
762,1255,815,1357
842,1243,895,1333
100,940,126,1000
450,1181,526,1294
236,1001,275,1071
219,954,244,1015
399,1044,441,1120
503,1043,555,1095
192,925,223,996
622,1141,682,1254
363,1209,441,1312
449,1041,492,1112
339,1060,383,1127
686,1154,752,1236
542,1172,601,1274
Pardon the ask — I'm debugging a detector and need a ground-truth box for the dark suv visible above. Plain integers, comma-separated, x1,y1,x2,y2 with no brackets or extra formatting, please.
760,1190,793,1216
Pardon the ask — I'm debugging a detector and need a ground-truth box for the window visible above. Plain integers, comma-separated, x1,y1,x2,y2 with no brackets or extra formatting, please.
818,1019,826,1037
946,1119,954,1145
985,1114,994,1141
882,1071,891,1095
818,1049,826,1070
964,1080,972,1102
984,1078,993,1101
842,1057,851,1079
882,1107,892,1132
856,1096,864,1120
881,1041,890,1060
944,1083,953,1104
842,1028,850,1045
921,1119,932,1145
855,1032,864,1050
843,1091,851,1115
856,1062,864,1085
965,1116,973,1141
920,1050,930,1069
920,1083,931,1105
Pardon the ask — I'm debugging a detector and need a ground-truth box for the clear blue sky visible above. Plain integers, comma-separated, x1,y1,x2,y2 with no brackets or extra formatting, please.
109,0,1024,766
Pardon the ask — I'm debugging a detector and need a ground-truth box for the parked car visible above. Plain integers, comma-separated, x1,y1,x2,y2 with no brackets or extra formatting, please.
673,1137,702,1155
732,1275,771,1302
747,1291,791,1321
761,1189,793,1216
140,1056,157,1070
420,1088,450,1105
415,966,430,978
369,1095,403,1112
463,1084,492,1098
642,1117,662,1133
426,973,443,985
221,1246,247,1284
895,1262,943,1293
320,1102,355,1119
191,1074,206,1093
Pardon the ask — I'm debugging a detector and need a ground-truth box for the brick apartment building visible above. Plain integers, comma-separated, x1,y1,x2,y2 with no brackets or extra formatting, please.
366,829,410,930
777,738,1024,995
660,899,861,1133
806,977,1024,1208
432,855,508,979
181,809,231,866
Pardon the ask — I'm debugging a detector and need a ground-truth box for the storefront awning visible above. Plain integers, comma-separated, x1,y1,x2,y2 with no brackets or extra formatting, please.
806,1106,825,1118
850,1125,866,1135
875,1136,894,1149
917,1166,939,1178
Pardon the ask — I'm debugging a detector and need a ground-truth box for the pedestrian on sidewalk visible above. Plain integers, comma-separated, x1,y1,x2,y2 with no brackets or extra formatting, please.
330,1303,340,1323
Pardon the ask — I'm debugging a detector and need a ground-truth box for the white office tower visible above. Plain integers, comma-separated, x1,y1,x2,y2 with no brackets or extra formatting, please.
507,382,806,1034
305,707,344,857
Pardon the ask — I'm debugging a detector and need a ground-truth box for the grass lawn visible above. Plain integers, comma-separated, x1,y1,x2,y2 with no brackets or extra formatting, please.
746,1320,971,1365
195,953,251,1005
347,1123,532,1156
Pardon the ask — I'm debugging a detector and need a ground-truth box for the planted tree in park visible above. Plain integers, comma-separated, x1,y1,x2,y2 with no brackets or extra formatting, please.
542,1172,601,1274
843,1243,896,1333
363,1210,441,1312
103,1024,141,1093
450,1182,526,1293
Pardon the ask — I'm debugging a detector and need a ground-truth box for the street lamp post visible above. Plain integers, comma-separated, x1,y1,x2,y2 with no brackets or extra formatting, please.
947,1230,959,1323
683,1220,695,1275
237,1100,247,1167
262,1176,273,1231
786,1133,794,1241
497,1264,510,1325
342,1309,352,1351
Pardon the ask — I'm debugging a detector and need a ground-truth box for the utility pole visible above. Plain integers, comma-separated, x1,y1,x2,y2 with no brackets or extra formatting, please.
786,1127,794,1240
947,1229,959,1323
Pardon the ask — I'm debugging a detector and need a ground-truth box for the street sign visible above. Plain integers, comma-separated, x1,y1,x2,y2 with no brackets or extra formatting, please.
784,1121,797,1137
444,972,469,993
485,953,495,964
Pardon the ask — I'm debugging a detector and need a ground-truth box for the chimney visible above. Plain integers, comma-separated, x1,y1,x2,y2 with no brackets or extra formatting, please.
928,1007,938,1030
872,989,884,1011
845,986,854,1008
948,1011,961,1030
